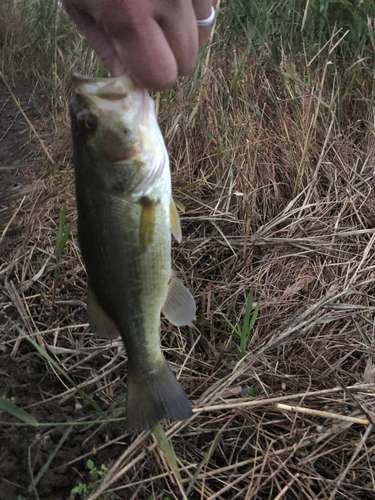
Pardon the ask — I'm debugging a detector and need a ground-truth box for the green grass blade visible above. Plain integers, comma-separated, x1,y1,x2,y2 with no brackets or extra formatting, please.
185,431,222,497
55,202,71,260
152,423,187,498
55,222,72,258
248,298,261,333
0,396,38,426
57,202,66,247
32,424,73,488
0,417,127,427
240,333,248,358
173,197,185,213
240,290,260,356
242,289,254,335
210,326,239,336
218,311,241,337
17,327,104,416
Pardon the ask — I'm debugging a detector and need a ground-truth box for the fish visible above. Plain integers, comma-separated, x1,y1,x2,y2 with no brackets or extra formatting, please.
69,73,195,432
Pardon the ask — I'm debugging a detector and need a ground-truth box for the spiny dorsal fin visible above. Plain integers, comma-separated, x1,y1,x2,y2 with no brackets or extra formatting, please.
139,197,159,251
87,285,120,339
169,197,182,243
162,273,196,326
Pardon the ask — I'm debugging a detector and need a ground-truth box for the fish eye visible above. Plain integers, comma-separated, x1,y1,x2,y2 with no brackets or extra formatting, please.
79,113,97,131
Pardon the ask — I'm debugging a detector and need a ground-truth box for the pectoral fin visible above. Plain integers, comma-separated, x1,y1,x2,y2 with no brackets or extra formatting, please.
139,197,159,251
87,285,120,339
169,197,182,243
162,273,196,326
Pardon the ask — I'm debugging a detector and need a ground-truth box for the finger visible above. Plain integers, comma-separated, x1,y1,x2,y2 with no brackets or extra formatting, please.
109,18,178,90
156,1,198,77
192,0,216,49
61,1,123,76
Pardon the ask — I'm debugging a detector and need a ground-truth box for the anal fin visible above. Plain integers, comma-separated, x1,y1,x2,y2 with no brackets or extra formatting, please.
162,273,196,326
87,285,120,339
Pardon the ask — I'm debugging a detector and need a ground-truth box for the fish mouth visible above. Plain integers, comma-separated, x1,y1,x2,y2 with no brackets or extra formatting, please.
72,73,150,129
72,73,139,99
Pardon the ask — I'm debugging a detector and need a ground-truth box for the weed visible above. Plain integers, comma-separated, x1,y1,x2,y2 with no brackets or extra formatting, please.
54,202,72,280
52,201,72,311
0,396,38,426
218,289,260,358
71,460,111,500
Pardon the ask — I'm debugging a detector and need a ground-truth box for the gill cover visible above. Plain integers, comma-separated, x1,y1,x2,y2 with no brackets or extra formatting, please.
72,73,167,199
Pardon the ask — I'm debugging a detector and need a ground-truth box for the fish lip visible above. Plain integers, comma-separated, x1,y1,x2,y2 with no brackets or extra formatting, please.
73,73,108,84
72,73,141,96
73,72,137,85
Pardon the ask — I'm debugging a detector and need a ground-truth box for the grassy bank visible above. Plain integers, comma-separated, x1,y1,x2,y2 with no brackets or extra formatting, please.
1,1,375,499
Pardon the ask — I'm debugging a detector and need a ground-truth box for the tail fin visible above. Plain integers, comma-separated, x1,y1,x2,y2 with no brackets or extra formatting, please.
126,360,192,432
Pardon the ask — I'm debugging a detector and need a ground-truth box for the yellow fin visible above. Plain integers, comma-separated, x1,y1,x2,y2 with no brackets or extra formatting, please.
87,285,120,339
169,197,182,243
139,197,158,251
162,273,196,326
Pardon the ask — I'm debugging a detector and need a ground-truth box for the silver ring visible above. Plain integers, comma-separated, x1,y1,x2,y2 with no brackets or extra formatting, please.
196,6,215,27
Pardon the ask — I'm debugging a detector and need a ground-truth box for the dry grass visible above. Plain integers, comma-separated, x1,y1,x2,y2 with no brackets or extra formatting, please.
1,1,375,499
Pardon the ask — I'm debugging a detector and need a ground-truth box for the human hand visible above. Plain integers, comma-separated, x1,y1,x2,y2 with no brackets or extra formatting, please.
61,0,216,91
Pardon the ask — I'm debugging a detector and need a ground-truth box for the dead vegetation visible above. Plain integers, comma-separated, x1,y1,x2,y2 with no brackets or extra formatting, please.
1,1,375,499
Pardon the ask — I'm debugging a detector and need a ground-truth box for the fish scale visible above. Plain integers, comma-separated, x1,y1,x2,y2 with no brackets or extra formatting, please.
70,73,196,432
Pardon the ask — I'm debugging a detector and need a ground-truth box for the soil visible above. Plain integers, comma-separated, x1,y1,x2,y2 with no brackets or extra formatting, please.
0,350,127,500
0,86,129,500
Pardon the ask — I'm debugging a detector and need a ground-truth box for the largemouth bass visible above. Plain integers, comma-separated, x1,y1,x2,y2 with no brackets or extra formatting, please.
70,74,195,432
